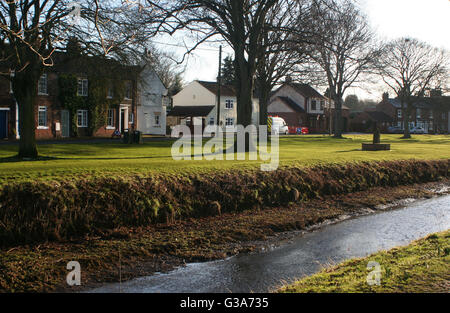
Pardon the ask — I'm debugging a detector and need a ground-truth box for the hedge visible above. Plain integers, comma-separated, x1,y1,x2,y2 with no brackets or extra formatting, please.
0,159,448,247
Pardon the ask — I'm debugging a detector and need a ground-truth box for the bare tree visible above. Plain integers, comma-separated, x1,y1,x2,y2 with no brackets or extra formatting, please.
256,1,309,126
295,0,379,138
374,38,449,138
0,0,157,158
145,0,296,130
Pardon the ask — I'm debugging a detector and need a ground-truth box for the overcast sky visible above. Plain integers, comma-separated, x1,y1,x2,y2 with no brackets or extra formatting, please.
153,0,450,101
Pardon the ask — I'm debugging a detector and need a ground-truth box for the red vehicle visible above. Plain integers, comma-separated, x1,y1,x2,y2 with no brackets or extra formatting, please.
288,126,309,135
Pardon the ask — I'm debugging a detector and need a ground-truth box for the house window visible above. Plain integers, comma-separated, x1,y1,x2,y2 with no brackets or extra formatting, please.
38,106,47,127
77,110,88,127
320,100,325,110
155,114,160,125
124,81,132,99
225,99,234,109
9,70,14,94
77,78,88,97
107,85,114,99
397,109,402,118
129,112,134,124
225,118,234,126
416,108,421,119
38,74,48,95
107,109,114,127
311,100,317,111
209,117,215,125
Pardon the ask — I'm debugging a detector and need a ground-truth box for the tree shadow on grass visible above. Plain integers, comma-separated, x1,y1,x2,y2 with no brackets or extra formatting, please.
0,155,174,163
0,156,61,163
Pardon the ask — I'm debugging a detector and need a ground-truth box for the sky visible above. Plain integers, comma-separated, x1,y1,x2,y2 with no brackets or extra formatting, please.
153,0,450,101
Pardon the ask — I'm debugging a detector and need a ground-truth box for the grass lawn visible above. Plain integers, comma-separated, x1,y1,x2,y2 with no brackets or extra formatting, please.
279,230,450,293
0,134,449,185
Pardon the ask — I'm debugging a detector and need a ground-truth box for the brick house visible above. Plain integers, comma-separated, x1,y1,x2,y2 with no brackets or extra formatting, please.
350,110,393,133
268,83,350,133
0,53,142,140
376,92,450,134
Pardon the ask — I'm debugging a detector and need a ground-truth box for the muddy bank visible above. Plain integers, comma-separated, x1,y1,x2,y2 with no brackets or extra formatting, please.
0,180,448,292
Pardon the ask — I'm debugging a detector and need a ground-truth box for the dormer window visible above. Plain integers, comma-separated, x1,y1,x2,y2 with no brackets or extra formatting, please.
311,100,317,111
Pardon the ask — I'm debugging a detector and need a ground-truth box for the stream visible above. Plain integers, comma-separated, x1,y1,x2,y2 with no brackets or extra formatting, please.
89,195,450,293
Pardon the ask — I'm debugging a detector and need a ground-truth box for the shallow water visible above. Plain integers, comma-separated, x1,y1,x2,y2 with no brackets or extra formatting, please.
89,195,450,293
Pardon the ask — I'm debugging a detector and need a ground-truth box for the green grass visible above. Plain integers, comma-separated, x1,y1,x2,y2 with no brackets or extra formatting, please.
279,230,450,293
0,135,449,185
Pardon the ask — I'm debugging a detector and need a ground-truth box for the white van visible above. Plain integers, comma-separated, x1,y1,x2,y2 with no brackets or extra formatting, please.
268,116,289,135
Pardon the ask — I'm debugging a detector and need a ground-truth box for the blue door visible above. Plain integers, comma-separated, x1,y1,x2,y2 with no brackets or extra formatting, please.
0,111,7,139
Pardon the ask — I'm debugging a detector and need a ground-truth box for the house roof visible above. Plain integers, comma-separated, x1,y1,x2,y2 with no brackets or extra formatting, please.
365,111,393,122
167,105,215,117
196,80,259,98
277,96,306,113
197,81,236,97
289,83,326,100
386,97,445,110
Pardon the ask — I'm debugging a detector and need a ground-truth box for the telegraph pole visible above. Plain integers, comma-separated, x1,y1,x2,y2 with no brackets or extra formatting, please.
216,45,222,127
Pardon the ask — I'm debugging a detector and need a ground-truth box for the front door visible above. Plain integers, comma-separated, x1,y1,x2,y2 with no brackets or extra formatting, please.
119,107,129,133
0,110,8,139
120,109,125,133
61,110,70,137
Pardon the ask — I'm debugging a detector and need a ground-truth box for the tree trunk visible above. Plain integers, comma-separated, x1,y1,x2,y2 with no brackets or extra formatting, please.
13,70,39,158
402,103,411,139
259,86,269,126
235,65,254,127
233,54,255,152
333,96,343,138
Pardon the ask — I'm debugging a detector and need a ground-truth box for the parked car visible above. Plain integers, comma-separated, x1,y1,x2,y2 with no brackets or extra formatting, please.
268,116,289,135
410,126,425,134
387,126,403,134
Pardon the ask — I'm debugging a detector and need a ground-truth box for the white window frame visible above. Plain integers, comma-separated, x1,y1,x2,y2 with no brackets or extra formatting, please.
225,99,234,109
155,114,160,126
77,78,88,97
77,109,88,127
38,74,48,95
129,112,134,124
37,106,48,129
225,117,234,126
311,99,317,111
106,109,115,129
209,117,215,125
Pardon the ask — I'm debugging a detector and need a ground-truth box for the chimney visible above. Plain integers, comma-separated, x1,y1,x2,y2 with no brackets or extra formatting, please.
382,92,389,102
